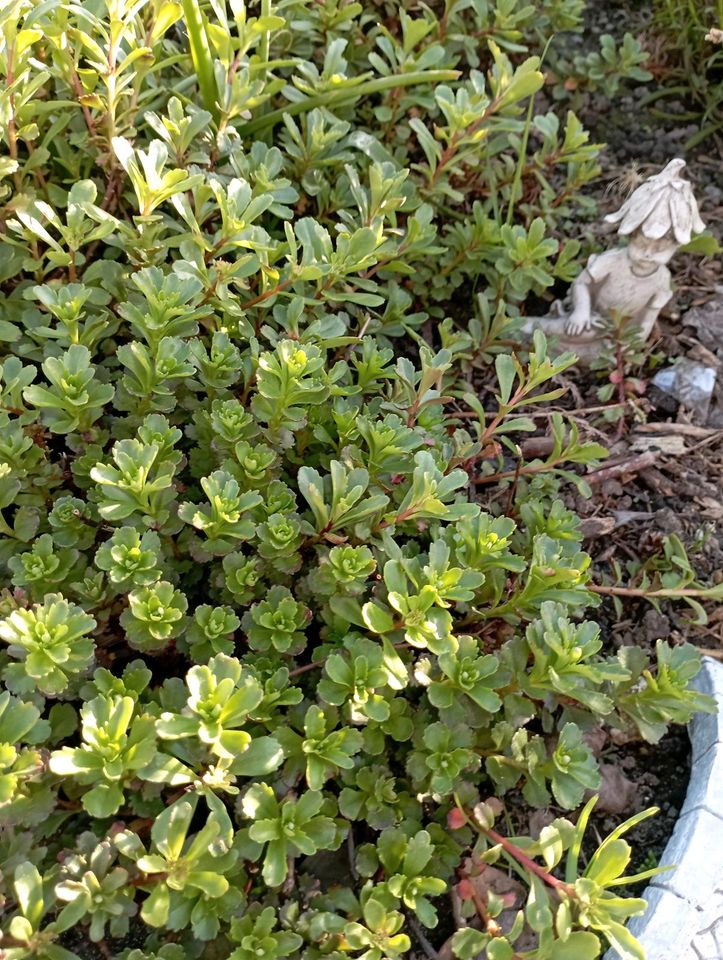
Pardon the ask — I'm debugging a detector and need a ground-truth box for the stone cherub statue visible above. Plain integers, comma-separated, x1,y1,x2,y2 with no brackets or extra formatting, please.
523,158,705,363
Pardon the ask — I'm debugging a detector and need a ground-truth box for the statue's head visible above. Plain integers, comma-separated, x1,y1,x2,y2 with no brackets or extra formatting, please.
605,158,705,248
626,232,678,271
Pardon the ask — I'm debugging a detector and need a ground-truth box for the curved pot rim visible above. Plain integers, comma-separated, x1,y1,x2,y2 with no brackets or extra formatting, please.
604,656,723,960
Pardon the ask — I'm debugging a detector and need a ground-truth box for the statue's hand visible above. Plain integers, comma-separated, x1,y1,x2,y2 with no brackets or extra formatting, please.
565,310,591,336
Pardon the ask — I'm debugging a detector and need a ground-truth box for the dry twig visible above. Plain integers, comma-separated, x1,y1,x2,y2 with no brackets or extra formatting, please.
586,451,658,486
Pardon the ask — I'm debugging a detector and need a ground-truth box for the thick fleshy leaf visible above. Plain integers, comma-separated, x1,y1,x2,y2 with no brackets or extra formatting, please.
81,782,124,818
231,736,283,775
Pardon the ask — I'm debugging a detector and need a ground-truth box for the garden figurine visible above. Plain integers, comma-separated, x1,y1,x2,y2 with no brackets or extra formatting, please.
523,158,705,363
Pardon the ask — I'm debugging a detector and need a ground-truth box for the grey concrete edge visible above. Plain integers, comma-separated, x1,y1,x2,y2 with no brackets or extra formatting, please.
603,657,723,960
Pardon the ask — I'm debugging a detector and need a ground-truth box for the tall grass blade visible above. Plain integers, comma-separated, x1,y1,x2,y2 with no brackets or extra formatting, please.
181,0,219,123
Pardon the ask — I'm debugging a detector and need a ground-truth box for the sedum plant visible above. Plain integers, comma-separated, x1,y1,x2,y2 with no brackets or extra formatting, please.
49,695,157,817
0,596,96,696
0,1,717,959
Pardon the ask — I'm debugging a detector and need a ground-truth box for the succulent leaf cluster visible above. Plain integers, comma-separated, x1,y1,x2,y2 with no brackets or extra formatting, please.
0,1,715,959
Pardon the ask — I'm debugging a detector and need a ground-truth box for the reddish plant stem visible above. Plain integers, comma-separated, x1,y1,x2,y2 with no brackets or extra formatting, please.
128,871,166,887
288,641,413,678
127,816,155,833
449,403,624,420
288,659,323,678
243,276,294,309
482,825,574,895
462,384,531,474
96,939,112,960
82,167,124,269
373,505,417,533
165,784,190,804
613,340,628,441
459,871,502,936
204,233,230,263
475,456,567,486
427,98,502,189
503,456,522,513
100,167,123,212
26,140,47,191
551,187,573,209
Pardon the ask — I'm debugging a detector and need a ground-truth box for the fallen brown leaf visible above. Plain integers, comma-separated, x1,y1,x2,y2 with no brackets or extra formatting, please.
437,861,534,960
590,763,638,815
527,808,556,838
459,859,525,911
582,726,608,757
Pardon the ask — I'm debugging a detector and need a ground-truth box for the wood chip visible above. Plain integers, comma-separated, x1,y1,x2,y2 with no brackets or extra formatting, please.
639,467,675,496
695,496,723,520
630,434,687,455
586,451,657,486
688,342,721,368
580,516,616,538
520,436,555,459
634,422,717,438
613,510,655,527
696,647,723,660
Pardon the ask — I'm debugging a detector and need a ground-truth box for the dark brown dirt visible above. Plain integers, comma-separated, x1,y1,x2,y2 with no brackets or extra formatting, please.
591,727,691,882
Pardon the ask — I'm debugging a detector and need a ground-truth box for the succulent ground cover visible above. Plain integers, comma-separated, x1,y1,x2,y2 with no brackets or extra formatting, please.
0,1,721,959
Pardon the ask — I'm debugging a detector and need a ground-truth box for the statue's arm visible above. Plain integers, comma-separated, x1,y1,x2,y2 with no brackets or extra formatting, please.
565,268,594,336
638,285,673,333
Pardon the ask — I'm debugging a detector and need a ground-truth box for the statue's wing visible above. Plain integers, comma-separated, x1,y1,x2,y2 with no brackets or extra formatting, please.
642,193,676,239
657,158,687,181
604,207,625,225
690,187,706,235
604,159,703,240
669,188,694,244
610,182,664,235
